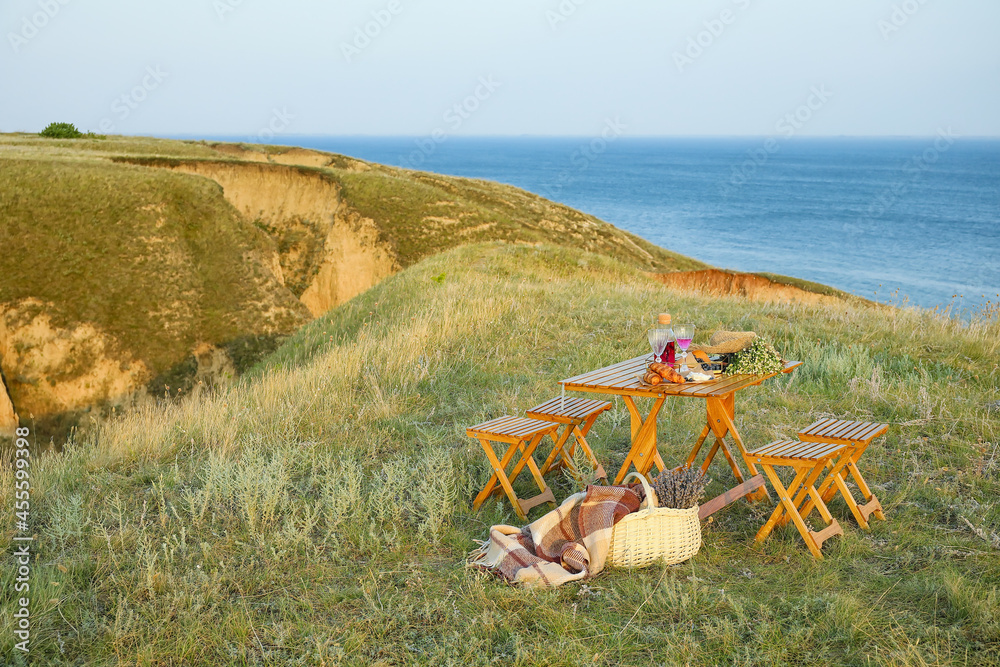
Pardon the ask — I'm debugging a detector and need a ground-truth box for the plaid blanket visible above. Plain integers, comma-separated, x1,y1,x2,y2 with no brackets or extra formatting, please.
469,484,642,587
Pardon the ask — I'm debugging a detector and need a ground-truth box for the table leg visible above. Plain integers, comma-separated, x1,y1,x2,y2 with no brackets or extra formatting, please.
684,425,711,468
614,395,666,484
707,396,769,501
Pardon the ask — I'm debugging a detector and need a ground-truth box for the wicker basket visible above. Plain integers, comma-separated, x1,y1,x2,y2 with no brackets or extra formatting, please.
608,473,702,568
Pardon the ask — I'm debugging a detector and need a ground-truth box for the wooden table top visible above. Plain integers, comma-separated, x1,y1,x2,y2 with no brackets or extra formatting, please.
560,356,801,399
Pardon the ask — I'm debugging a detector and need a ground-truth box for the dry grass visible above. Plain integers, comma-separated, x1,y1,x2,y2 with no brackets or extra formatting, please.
1,242,998,665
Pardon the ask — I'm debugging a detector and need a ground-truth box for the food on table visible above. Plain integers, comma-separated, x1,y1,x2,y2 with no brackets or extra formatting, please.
643,371,662,385
649,363,685,384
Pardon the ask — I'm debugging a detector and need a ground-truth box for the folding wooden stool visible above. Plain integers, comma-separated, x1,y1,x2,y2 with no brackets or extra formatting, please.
797,419,889,529
468,416,559,521
747,440,851,560
525,396,611,484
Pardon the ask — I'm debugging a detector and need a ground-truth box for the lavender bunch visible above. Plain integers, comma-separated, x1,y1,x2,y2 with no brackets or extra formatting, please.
650,468,710,509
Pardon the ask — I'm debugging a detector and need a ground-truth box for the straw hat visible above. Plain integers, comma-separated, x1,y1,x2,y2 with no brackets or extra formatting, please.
691,330,757,354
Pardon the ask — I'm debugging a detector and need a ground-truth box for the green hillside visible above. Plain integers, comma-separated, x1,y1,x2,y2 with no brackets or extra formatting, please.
1,242,996,665
0,133,704,439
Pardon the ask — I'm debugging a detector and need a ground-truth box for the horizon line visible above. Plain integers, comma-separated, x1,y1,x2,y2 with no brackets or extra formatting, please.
4,130,999,140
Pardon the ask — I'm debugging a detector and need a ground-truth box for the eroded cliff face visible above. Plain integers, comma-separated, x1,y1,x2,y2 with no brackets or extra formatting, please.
652,269,842,305
0,299,150,422
0,363,17,439
164,161,399,316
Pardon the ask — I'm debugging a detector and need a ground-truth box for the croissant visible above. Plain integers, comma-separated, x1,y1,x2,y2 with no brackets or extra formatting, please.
643,372,662,385
648,362,672,376
665,368,686,384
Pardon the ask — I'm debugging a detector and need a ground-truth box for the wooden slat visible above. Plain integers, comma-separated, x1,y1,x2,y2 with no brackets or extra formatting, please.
752,440,845,463
789,441,844,460
698,475,765,520
561,356,646,386
526,397,611,423
837,421,874,440
753,440,801,458
469,416,556,439
564,358,800,392
692,375,761,397
827,421,864,439
799,419,889,444
468,415,520,434
802,418,836,436
775,441,842,461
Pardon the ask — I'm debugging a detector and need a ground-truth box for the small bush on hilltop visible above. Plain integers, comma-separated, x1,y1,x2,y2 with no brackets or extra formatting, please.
40,122,84,139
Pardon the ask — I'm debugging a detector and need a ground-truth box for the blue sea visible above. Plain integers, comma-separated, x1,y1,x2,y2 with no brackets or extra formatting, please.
180,134,1000,314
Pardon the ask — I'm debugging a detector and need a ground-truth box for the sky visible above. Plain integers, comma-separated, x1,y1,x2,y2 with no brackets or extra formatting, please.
2,0,999,137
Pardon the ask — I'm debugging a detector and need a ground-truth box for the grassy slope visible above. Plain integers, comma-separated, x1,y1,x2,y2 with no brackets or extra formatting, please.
0,157,304,370
0,132,703,427
1,243,997,665
115,153,703,275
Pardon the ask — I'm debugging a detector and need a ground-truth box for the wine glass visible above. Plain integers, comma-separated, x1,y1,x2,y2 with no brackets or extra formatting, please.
673,323,695,373
647,327,668,363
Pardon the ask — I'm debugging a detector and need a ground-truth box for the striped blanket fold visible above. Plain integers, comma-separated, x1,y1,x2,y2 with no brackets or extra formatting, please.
468,484,643,587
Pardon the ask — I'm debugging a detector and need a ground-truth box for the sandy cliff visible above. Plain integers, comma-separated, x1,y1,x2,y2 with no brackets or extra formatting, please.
0,299,151,427
163,160,399,316
652,269,844,305
0,365,17,439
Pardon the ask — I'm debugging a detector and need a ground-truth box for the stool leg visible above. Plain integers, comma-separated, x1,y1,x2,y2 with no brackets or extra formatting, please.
833,467,870,530
516,434,557,515
473,438,519,507
573,413,608,483
538,425,573,477
821,445,862,502
506,432,546,490
775,459,826,528
473,438,527,520
847,459,885,522
801,468,844,553
756,465,810,544
798,453,853,525
781,464,831,560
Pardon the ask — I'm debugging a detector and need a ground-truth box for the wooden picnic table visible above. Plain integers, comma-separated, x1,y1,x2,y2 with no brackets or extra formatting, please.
560,356,801,514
